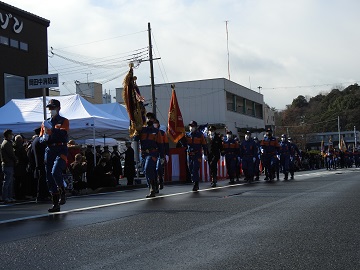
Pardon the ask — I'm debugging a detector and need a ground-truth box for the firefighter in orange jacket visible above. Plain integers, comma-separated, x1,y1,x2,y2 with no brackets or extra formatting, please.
153,119,169,192
260,128,280,182
40,99,69,212
222,130,240,184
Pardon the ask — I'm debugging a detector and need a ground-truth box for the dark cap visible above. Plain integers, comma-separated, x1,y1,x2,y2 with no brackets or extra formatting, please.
253,136,258,141
266,128,272,133
33,126,41,135
46,99,61,108
125,141,131,145
226,130,232,135
288,137,293,141
146,112,156,119
153,119,160,124
281,134,287,138
3,129,13,138
245,130,251,135
189,120,197,127
112,145,118,148
208,125,216,131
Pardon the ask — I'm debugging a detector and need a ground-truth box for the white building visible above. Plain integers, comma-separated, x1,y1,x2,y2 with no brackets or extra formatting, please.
117,78,265,136
263,104,275,131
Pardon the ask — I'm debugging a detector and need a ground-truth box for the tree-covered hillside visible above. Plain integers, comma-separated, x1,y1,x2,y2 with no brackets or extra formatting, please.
275,84,360,137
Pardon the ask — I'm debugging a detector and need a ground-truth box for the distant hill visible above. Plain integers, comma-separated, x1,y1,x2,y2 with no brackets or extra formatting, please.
275,83,360,136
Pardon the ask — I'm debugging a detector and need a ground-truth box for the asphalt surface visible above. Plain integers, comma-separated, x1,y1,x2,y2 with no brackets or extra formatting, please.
0,168,359,270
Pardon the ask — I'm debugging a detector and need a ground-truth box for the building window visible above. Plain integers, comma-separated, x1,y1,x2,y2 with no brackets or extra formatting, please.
226,92,235,111
20,42,28,51
0,36,9,46
4,73,25,103
226,91,263,119
10,39,19,49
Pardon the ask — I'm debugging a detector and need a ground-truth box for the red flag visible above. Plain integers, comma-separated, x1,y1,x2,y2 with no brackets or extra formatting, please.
167,85,185,143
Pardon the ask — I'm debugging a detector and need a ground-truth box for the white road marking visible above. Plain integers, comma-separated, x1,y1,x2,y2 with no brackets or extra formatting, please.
0,169,358,225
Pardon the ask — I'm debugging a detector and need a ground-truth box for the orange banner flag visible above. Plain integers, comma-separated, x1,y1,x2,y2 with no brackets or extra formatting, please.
167,85,185,143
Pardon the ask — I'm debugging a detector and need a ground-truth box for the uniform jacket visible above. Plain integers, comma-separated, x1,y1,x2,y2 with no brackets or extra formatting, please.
40,114,69,145
222,137,239,156
240,139,258,158
182,130,208,156
206,133,223,160
279,141,291,157
157,129,170,156
40,114,69,163
136,125,164,158
260,136,280,156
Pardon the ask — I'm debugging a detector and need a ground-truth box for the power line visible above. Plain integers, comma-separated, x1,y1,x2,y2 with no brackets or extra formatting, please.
262,82,359,90
56,30,147,50
276,117,338,128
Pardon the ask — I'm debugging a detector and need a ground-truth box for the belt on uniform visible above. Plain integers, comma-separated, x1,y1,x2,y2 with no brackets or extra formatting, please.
49,142,66,146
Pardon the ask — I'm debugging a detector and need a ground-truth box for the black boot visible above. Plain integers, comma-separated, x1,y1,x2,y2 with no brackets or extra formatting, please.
59,186,66,205
192,182,199,191
159,178,164,190
284,173,288,181
154,180,159,194
146,182,156,198
48,193,60,213
146,191,156,198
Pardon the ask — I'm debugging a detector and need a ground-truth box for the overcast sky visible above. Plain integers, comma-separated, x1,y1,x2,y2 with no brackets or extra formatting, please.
3,0,360,109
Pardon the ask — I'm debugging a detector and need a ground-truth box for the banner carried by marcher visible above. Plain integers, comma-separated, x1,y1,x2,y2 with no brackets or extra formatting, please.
122,63,146,137
167,85,185,143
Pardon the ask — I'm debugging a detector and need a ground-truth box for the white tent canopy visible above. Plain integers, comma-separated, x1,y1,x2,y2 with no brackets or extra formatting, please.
0,94,130,140
94,103,129,121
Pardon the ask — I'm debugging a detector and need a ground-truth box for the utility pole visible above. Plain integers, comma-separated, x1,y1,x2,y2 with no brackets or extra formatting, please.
338,116,341,149
148,22,156,118
354,126,357,148
225,20,230,80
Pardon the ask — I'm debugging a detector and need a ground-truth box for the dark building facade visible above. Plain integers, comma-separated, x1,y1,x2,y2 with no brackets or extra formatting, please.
0,2,50,106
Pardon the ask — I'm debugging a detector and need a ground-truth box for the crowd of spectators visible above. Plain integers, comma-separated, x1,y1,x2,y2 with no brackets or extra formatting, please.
0,128,136,203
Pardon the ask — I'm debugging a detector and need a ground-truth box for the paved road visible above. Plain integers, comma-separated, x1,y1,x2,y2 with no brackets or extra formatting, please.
0,168,359,270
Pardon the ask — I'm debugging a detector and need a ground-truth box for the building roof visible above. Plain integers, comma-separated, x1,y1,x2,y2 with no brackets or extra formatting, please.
0,1,50,26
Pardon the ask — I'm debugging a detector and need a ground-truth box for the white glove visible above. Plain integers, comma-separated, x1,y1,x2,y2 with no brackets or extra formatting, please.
261,149,264,154
43,120,52,129
253,157,256,163
160,158,165,165
277,155,280,160
165,155,169,162
42,134,49,141
203,155,208,161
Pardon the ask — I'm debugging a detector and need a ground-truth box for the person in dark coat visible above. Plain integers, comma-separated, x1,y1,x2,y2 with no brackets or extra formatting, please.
124,142,135,185
111,145,122,183
84,145,95,190
13,135,29,200
206,126,223,187
69,153,87,194
31,127,49,201
93,157,116,189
